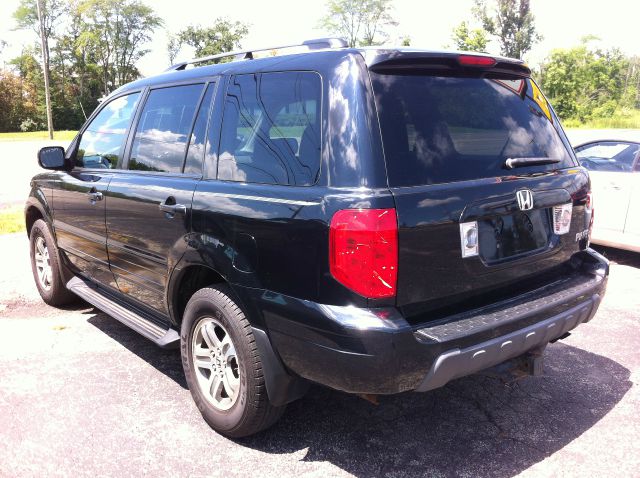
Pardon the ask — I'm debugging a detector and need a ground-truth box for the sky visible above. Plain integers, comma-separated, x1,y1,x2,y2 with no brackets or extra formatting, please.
1,0,640,76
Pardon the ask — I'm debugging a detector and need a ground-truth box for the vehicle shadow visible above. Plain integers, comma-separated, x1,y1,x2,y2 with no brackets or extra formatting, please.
86,311,187,389
592,245,640,268
86,310,630,477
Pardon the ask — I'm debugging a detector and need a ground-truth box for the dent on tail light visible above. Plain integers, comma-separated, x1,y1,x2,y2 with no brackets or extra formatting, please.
586,191,594,213
329,208,398,299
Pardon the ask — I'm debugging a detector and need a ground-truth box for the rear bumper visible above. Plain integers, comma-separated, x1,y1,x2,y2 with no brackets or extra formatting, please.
237,249,608,395
415,294,601,391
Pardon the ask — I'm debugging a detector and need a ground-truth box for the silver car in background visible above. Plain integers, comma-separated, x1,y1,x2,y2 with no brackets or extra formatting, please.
575,139,640,252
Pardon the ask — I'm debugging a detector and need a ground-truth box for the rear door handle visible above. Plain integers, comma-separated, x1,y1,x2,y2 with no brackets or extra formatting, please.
159,203,186,214
87,191,103,202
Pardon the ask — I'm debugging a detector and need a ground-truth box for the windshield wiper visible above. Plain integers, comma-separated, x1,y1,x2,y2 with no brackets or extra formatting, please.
504,157,561,169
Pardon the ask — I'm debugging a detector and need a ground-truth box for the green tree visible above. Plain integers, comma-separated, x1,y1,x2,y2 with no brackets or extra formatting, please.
622,56,640,109
538,39,631,121
52,2,104,128
177,20,249,58
77,0,162,95
167,33,181,65
0,70,26,131
13,0,66,137
320,0,397,47
474,0,541,59
8,47,45,131
450,21,489,52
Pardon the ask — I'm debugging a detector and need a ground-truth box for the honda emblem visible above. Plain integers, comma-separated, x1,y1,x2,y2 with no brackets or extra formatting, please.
516,190,534,211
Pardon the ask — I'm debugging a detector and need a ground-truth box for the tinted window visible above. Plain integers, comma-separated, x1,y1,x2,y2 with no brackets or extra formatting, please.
129,84,204,173
370,74,574,186
76,92,140,168
218,72,321,186
184,83,215,175
575,141,639,172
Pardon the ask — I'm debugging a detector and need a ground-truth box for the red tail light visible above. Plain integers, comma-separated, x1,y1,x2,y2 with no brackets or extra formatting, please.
329,208,398,299
458,54,497,67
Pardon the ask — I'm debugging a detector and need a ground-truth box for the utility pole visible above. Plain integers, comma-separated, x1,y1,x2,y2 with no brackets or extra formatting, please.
35,0,54,140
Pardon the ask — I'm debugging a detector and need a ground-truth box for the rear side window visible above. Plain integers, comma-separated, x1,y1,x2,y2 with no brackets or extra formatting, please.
184,83,216,175
129,84,204,173
370,74,574,187
218,71,322,186
76,92,140,168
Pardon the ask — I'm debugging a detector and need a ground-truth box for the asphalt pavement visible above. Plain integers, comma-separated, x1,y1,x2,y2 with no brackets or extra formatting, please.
0,231,638,478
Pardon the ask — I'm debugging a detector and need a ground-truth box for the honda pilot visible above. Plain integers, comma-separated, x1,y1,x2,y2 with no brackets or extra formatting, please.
26,38,608,437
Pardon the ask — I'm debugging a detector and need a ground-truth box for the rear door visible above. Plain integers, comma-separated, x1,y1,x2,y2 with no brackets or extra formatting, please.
105,80,216,315
53,91,141,288
370,69,587,313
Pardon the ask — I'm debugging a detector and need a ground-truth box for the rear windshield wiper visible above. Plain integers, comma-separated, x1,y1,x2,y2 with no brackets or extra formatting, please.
504,157,561,169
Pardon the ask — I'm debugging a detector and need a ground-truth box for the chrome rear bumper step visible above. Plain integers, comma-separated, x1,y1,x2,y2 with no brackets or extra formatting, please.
67,276,180,348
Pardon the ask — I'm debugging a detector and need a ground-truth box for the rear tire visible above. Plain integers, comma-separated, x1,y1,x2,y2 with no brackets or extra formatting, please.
29,219,76,306
181,285,285,437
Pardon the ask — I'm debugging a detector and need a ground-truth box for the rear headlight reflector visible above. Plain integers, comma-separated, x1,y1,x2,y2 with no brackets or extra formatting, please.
553,203,573,235
460,221,479,258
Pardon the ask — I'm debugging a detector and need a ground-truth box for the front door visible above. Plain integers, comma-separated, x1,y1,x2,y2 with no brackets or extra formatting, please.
53,91,141,288
105,81,216,315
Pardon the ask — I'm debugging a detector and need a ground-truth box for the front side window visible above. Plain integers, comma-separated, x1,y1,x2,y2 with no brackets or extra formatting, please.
76,92,140,168
218,72,322,186
129,84,204,173
575,141,640,172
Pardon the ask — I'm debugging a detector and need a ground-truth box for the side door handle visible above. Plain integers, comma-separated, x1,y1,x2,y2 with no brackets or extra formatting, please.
87,191,103,203
159,203,187,215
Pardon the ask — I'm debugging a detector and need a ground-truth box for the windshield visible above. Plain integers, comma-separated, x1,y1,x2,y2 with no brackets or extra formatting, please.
370,73,574,187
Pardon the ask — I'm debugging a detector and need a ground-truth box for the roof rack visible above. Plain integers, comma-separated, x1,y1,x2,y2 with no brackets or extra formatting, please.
166,37,348,72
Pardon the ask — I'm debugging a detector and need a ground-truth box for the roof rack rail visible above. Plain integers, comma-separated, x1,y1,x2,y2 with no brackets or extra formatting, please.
166,37,348,72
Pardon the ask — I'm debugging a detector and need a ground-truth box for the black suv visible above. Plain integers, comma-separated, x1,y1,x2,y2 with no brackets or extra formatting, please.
27,38,608,437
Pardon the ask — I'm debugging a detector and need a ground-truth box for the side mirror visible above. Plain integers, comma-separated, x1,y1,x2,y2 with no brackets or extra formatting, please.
38,146,66,170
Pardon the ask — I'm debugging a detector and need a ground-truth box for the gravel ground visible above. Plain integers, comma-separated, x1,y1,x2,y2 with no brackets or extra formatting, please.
0,231,638,478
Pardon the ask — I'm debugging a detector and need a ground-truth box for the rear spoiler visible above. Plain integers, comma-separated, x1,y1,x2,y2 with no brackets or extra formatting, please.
364,50,531,77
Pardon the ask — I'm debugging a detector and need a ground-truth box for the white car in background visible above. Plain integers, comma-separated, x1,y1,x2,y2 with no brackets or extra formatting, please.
574,140,640,252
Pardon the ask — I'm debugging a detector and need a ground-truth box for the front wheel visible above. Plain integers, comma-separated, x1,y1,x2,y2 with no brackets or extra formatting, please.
181,286,285,437
29,219,76,306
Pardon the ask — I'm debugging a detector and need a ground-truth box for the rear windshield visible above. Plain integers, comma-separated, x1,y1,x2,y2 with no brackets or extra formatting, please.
370,73,574,187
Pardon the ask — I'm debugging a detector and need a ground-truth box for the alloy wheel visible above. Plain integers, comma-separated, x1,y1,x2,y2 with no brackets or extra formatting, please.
192,317,241,411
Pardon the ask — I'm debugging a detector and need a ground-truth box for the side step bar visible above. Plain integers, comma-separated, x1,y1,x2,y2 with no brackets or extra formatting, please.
67,276,180,348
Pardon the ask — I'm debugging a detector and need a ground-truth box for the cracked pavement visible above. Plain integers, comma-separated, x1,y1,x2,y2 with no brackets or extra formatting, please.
0,230,638,477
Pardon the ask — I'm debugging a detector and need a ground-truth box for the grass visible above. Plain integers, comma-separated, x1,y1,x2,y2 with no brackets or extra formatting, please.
0,130,77,141
562,110,640,129
0,206,25,235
